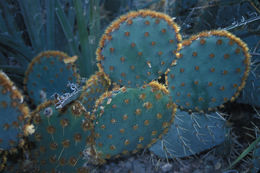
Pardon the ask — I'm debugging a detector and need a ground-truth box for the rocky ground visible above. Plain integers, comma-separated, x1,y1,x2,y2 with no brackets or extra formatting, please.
88,149,240,173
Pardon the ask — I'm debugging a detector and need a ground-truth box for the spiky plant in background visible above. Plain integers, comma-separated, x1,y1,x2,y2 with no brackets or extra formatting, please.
0,0,101,84
0,0,259,172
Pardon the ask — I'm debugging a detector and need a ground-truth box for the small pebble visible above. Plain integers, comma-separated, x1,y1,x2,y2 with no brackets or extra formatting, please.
214,160,222,170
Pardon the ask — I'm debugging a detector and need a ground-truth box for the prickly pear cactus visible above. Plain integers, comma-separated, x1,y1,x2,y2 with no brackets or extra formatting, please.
150,110,228,158
97,10,182,87
0,71,33,171
167,30,251,113
24,51,79,105
79,71,111,112
29,101,94,172
90,82,177,164
0,71,31,151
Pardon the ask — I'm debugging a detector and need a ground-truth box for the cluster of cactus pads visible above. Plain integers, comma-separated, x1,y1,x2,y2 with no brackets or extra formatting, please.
0,9,254,172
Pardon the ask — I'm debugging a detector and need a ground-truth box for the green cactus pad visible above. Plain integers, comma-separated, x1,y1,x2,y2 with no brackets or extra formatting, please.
167,30,251,112
29,101,94,172
150,110,228,158
91,82,176,164
97,10,182,87
79,71,111,112
24,51,80,105
0,71,31,151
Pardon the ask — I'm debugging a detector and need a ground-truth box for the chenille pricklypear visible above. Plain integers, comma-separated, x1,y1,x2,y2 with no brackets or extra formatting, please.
0,71,32,171
166,30,251,113
24,51,80,105
28,101,94,172
96,10,182,87
90,81,177,164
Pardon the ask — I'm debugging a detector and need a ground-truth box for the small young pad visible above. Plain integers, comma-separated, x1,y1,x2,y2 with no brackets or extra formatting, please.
24,51,79,105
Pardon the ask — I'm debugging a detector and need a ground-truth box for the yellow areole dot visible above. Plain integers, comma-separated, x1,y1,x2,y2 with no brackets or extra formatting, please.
162,122,169,128
111,118,116,124
143,102,153,109
124,99,129,104
110,145,116,150
156,113,162,119
108,134,113,139
139,93,146,100
135,109,141,115
155,93,162,100
120,128,125,133
133,124,138,130
144,120,149,126
124,139,130,145
139,136,144,142
122,114,128,120
151,131,157,136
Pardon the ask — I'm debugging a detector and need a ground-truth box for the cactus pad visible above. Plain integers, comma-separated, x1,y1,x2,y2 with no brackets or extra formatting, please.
167,30,251,112
91,82,176,164
150,110,228,158
0,71,31,151
29,101,94,172
79,71,111,112
97,10,182,87
24,51,79,105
